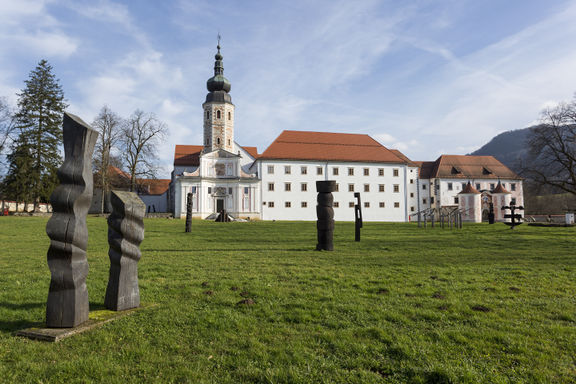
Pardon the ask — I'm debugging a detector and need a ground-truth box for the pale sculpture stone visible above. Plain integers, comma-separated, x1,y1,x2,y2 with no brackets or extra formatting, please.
104,191,146,311
46,113,98,328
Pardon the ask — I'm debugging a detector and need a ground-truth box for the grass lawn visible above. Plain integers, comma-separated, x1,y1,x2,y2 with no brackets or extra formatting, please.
0,217,575,383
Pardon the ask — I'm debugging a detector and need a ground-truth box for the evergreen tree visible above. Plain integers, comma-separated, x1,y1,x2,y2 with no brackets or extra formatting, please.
3,60,67,207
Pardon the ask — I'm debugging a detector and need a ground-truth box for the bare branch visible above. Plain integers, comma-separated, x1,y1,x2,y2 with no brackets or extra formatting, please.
120,110,167,192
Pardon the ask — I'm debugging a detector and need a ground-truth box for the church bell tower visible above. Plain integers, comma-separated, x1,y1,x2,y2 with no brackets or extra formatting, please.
203,40,235,153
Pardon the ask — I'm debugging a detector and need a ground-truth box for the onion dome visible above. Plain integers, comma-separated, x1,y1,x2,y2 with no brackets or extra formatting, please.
206,43,231,93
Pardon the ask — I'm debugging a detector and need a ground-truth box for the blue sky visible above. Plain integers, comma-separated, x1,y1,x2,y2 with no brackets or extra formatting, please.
1,0,576,176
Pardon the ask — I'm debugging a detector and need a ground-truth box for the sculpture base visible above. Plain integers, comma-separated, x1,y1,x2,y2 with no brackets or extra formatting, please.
15,303,155,342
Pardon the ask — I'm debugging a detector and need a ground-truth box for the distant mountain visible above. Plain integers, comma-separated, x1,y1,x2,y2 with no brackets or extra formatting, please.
468,127,532,174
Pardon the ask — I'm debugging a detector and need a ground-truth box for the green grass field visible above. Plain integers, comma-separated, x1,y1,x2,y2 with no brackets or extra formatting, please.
0,217,574,383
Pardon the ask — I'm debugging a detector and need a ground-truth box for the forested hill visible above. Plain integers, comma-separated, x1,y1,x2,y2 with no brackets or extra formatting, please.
468,127,532,173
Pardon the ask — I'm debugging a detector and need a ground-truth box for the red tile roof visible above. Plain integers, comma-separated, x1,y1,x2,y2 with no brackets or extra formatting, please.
243,146,259,159
174,144,259,165
389,149,417,166
492,182,511,194
416,155,521,180
415,161,436,179
174,145,203,166
258,131,405,163
459,182,481,194
138,179,171,195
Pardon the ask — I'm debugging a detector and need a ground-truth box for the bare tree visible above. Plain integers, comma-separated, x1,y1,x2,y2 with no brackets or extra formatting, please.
0,97,15,165
121,110,167,192
524,96,576,195
92,105,123,213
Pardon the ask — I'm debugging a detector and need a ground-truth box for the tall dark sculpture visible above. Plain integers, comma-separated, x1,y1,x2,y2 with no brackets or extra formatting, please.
105,191,146,311
354,192,363,242
46,113,98,328
502,202,524,229
488,203,495,224
316,180,336,251
185,192,193,232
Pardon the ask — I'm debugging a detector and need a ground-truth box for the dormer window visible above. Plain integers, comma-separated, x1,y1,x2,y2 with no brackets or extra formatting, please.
451,166,462,175
482,167,493,175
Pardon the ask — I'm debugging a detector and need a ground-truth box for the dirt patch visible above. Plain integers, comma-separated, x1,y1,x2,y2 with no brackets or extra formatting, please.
377,288,389,295
438,304,450,311
230,286,240,291
430,276,438,280
509,287,521,292
240,291,251,297
237,299,255,306
203,290,213,295
432,292,445,299
471,305,491,312
201,282,209,287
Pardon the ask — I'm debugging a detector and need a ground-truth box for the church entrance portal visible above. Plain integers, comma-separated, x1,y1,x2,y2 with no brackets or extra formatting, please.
216,199,224,213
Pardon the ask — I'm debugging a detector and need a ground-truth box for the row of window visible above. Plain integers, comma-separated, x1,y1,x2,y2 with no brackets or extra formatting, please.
267,165,400,177
421,196,518,205
265,201,405,209
191,187,251,195
267,182,401,192
205,110,232,120
441,182,517,192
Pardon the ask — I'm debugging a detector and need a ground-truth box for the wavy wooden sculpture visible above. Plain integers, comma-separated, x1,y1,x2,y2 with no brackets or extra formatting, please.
105,191,146,311
46,113,98,328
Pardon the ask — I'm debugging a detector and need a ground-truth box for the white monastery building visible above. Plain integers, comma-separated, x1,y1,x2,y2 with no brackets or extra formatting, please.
166,44,523,222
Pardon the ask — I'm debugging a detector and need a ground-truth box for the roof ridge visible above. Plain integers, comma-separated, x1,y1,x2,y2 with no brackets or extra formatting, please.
276,140,381,147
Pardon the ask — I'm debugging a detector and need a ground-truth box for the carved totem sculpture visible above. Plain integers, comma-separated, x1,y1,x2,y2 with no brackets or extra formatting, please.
46,113,98,328
316,180,336,251
185,192,193,232
105,191,146,311
354,192,363,242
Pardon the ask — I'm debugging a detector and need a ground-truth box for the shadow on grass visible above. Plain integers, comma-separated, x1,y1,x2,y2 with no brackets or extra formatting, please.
89,302,106,311
0,301,44,310
0,302,109,335
0,320,44,334
142,248,317,252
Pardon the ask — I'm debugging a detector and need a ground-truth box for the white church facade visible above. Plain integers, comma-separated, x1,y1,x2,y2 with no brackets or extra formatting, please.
168,44,523,222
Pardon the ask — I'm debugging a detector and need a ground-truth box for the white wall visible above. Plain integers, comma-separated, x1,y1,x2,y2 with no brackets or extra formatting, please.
258,160,409,222
437,178,523,209
140,193,168,213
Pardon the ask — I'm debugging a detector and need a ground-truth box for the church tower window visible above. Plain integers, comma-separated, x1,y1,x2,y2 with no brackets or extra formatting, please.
206,110,209,119
217,138,221,145
217,110,221,119
228,112,231,120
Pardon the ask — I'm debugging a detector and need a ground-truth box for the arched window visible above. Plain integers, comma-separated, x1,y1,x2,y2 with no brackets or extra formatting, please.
228,139,231,145
206,110,209,119
216,110,221,119
217,137,220,145
228,112,231,120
